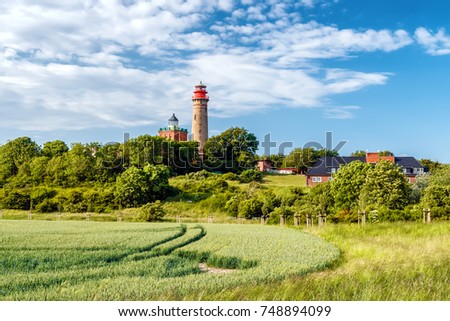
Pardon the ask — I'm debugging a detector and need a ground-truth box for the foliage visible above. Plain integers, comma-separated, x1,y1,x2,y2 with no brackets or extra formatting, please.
350,150,366,157
284,148,317,174
139,201,166,222
331,161,372,211
1,189,31,210
239,168,263,183
238,198,263,219
42,140,69,158
0,137,40,185
361,160,411,210
114,165,170,208
203,127,259,173
419,159,442,174
307,182,334,215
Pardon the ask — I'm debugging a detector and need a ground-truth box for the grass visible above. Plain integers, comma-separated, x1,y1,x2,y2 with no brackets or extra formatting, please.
201,222,450,300
0,220,338,300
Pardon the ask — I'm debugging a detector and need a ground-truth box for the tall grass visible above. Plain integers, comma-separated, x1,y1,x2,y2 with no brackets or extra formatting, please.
201,222,450,300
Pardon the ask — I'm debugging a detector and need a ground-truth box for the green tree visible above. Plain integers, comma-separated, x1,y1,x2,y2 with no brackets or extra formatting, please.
331,161,372,211
307,182,334,215
284,148,317,174
350,150,367,157
238,198,263,219
204,127,259,173
419,159,442,174
0,137,40,184
114,165,170,208
42,140,69,158
64,143,95,186
361,160,411,210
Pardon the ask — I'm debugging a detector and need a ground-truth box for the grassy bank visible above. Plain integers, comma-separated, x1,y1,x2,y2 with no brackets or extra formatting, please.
201,222,450,300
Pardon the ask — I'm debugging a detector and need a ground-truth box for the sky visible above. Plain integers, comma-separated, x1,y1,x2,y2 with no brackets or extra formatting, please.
1,0,450,161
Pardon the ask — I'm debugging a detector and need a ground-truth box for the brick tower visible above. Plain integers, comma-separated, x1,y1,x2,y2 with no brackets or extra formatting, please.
158,113,188,141
191,81,209,156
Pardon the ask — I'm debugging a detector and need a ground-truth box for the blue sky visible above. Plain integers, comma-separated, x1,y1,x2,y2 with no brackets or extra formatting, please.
1,0,450,161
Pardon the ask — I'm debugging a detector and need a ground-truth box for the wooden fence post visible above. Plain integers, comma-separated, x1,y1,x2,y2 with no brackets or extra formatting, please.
358,210,366,226
208,216,213,223
423,208,431,224
86,213,91,221
294,214,301,227
28,211,33,220
0,210,3,219
280,215,286,226
306,214,313,228
317,214,326,227
238,216,243,224
117,212,123,222
176,215,181,223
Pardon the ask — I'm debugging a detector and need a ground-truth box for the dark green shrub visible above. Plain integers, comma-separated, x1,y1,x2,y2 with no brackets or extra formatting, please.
35,198,59,213
30,187,57,210
139,201,166,222
239,169,263,183
2,190,30,210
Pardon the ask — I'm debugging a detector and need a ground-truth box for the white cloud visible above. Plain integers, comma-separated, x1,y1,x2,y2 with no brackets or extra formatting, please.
415,27,450,56
0,1,415,132
324,106,360,119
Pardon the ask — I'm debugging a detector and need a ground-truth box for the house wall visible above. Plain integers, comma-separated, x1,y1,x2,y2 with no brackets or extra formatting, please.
158,130,188,142
306,175,332,187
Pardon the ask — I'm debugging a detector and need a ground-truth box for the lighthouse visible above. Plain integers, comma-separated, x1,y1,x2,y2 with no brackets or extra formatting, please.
191,81,209,156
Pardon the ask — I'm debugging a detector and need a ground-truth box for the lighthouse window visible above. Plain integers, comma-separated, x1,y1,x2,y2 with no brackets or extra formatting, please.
194,115,196,120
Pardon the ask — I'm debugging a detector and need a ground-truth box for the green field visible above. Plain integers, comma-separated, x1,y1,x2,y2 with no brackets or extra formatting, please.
1,220,448,300
0,220,338,300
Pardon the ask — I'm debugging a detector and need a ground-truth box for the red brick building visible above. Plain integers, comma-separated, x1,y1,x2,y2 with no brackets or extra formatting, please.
158,113,188,141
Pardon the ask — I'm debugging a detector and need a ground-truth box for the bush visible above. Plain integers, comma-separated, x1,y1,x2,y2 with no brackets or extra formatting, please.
30,187,57,210
238,198,263,219
2,189,30,210
239,169,263,183
139,201,166,222
35,198,59,213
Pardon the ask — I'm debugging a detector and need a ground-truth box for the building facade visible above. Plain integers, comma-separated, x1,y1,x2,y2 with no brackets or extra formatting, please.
306,152,425,187
158,113,188,141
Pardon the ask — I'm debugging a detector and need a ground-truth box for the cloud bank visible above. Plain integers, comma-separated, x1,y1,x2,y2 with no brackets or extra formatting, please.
0,0,437,131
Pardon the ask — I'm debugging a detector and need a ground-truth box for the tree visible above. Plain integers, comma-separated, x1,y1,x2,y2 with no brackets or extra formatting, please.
331,161,372,211
0,137,40,184
350,150,366,157
204,127,259,173
419,159,442,174
307,182,334,215
361,160,411,210
114,165,170,208
379,150,393,156
238,198,263,219
284,148,317,174
42,140,69,158
64,143,95,186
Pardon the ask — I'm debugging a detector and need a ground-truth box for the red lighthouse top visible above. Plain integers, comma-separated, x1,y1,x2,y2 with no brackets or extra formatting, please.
192,81,209,100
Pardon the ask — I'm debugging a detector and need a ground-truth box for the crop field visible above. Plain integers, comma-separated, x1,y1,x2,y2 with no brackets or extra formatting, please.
0,220,339,300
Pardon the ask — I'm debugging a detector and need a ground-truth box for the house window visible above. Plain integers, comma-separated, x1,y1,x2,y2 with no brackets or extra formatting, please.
331,168,336,174
403,168,407,174
312,177,317,183
328,177,333,181
317,177,322,182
